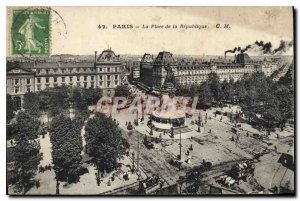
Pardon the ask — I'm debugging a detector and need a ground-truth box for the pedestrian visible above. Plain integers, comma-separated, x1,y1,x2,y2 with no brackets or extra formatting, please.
126,121,128,126
189,144,193,151
274,145,277,153
56,182,60,195
186,150,190,156
246,132,249,137
36,180,40,189
10,140,13,146
274,185,278,194
97,176,100,186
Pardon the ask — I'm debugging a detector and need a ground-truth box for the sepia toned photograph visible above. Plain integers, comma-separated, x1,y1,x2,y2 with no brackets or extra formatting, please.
6,6,295,195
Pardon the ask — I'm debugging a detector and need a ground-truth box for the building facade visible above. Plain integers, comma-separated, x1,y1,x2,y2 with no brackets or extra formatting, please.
139,52,262,90
6,49,122,106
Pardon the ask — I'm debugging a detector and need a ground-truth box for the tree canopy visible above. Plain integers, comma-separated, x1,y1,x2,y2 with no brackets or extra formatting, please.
85,113,129,173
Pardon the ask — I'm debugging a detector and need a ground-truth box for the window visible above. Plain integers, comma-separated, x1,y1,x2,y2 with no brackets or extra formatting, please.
15,87,19,93
91,76,94,81
99,67,102,72
99,75,102,80
37,86,41,91
69,77,73,82
84,76,87,81
83,68,87,72
115,67,118,72
14,79,19,85
54,77,57,82
99,81,103,86
37,70,40,74
46,69,49,74
84,83,87,88
77,76,80,81
26,79,30,84
53,69,58,73
46,78,49,83
114,75,118,80
76,68,80,72
77,83,80,87
62,77,65,82
27,87,31,93
114,80,118,85
69,69,73,73
90,68,94,71
91,83,94,88
107,81,111,87
37,78,41,83
61,69,65,73
107,75,111,80
107,68,110,72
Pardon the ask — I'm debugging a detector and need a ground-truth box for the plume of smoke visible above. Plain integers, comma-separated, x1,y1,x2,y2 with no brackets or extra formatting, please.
225,40,293,55
240,45,251,53
225,47,238,54
272,40,294,55
254,41,272,54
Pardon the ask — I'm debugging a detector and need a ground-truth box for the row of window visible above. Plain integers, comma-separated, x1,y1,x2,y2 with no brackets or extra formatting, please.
13,75,119,85
36,75,95,84
34,80,119,90
36,67,119,74
37,67,95,74
13,78,32,85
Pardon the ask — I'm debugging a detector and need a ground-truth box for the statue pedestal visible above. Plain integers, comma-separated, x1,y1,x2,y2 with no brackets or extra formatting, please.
163,82,176,95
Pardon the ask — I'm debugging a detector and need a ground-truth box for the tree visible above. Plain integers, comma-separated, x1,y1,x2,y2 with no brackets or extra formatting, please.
13,139,42,194
199,82,213,106
38,91,51,112
114,85,131,97
206,73,221,102
49,114,83,185
12,111,41,141
81,87,102,106
48,87,70,117
11,111,42,194
6,94,16,122
23,92,41,117
85,113,129,175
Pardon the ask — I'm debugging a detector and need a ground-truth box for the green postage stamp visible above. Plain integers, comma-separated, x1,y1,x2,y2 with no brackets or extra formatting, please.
11,8,51,56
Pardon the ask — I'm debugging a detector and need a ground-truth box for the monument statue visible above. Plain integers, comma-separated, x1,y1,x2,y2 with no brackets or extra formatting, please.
164,63,175,87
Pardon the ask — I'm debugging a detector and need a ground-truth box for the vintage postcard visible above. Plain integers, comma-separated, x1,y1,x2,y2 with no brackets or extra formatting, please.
6,7,294,195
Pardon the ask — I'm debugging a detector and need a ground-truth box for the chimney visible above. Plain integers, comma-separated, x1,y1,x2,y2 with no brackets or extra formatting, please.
94,51,97,62
224,52,226,60
234,54,237,63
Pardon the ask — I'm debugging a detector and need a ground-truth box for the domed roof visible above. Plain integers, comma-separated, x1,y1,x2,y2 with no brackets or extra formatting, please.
97,49,120,62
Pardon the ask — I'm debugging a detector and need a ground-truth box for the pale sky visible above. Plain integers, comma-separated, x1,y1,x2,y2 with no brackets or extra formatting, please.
49,7,293,56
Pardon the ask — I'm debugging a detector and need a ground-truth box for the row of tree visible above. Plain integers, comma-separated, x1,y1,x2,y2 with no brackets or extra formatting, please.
176,66,294,131
84,113,130,177
22,86,102,118
9,112,43,194
49,115,83,186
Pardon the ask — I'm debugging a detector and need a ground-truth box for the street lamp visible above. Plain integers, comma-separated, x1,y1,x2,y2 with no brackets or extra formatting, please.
179,122,182,160
198,112,201,132
132,152,135,172
136,110,139,126
150,124,153,136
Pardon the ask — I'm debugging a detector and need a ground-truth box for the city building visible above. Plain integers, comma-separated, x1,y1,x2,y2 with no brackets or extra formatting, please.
6,49,122,107
138,51,263,91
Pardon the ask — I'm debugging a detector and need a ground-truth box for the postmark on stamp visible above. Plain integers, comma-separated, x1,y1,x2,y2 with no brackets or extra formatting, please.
11,8,51,56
